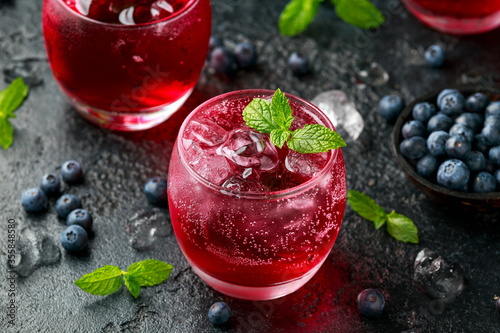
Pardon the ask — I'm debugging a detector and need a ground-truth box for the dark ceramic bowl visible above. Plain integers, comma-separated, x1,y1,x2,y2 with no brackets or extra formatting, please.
392,84,500,211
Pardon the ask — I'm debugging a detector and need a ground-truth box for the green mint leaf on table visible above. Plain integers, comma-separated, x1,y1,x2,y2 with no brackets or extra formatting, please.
0,77,29,150
74,260,173,298
279,0,321,36
347,190,419,243
270,129,292,149
288,124,346,154
386,211,419,244
0,118,14,150
332,0,385,29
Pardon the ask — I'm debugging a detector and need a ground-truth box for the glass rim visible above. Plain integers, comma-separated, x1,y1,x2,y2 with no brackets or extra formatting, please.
176,89,341,200
52,0,199,28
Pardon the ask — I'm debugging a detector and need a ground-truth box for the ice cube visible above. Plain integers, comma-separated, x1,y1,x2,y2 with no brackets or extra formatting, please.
221,176,267,193
218,129,279,171
413,248,465,301
355,62,389,87
285,150,329,178
127,208,172,251
184,118,228,148
191,154,233,185
311,90,364,141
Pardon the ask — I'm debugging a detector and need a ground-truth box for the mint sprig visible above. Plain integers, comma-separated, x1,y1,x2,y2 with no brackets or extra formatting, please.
74,259,173,298
0,77,29,150
347,190,419,244
279,0,385,37
243,89,345,154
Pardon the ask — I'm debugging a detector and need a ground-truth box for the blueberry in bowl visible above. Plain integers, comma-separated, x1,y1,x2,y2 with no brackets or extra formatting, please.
392,84,500,211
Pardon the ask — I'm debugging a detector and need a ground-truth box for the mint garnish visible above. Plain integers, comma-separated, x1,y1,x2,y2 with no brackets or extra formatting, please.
347,190,419,244
243,89,345,153
74,259,173,298
0,77,29,150
279,0,385,37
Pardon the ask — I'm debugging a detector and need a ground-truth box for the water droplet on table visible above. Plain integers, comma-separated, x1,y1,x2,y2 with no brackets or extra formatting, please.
355,62,389,87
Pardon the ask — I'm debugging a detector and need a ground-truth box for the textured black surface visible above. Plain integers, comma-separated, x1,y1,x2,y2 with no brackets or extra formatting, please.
1,0,500,332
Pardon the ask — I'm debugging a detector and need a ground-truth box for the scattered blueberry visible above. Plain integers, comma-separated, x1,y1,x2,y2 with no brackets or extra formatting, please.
40,174,61,197
402,120,426,139
427,114,453,132
472,172,497,193
234,42,257,69
417,155,438,178
485,101,500,119
449,123,474,143
400,136,426,159
61,160,83,184
378,95,405,122
209,46,238,75
466,93,490,113
425,45,445,68
439,92,465,117
489,146,500,165
412,102,436,123
67,209,93,230
437,159,470,191
208,36,223,58
21,188,47,213
427,131,450,157
437,89,458,107
356,289,385,318
144,177,168,206
288,52,309,76
56,194,82,219
455,113,483,134
465,151,486,173
208,302,231,325
445,135,471,159
60,225,88,252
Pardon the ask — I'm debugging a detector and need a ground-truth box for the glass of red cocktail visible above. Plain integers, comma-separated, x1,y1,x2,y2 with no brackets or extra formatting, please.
402,0,500,34
167,90,347,300
42,0,211,131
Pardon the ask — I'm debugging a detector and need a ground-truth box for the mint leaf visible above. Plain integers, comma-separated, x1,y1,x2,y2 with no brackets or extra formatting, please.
0,118,14,150
125,259,173,287
347,190,387,229
279,0,321,36
123,274,141,298
333,0,385,29
0,77,29,118
386,211,419,244
271,89,295,130
287,124,346,153
74,265,123,296
270,129,292,149
242,98,280,133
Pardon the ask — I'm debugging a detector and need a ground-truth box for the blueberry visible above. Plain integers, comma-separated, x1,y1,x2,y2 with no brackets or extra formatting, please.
427,131,450,157
427,114,453,132
465,151,486,173
417,155,438,178
400,136,426,159
356,289,385,318
209,47,238,75
439,92,465,117
40,174,61,197
475,134,490,154
495,170,500,190
471,172,496,193
485,115,500,127
455,113,483,133
60,225,88,252
208,302,231,325
485,101,500,119
445,135,471,159
437,159,470,191
208,36,223,59
378,95,405,122
437,89,458,107
144,177,168,206
449,123,474,143
481,121,500,146
402,120,426,139
56,194,82,219
466,93,490,113
288,52,309,76
425,45,445,68
21,188,47,213
485,160,498,174
67,209,93,230
234,42,257,69
489,146,500,165
412,102,436,123
61,160,83,184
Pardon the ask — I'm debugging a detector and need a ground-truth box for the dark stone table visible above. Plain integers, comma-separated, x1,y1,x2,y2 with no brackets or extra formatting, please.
1,0,500,332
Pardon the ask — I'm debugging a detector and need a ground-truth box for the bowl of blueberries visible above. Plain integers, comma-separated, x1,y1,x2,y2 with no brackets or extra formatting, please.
391,84,500,211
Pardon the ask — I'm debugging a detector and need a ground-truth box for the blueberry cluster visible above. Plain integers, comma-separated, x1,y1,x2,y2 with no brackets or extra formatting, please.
207,37,257,75
399,89,500,193
20,160,91,252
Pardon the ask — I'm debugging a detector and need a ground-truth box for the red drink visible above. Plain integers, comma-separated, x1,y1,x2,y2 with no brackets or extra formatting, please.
42,0,211,130
403,0,500,34
167,90,347,300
